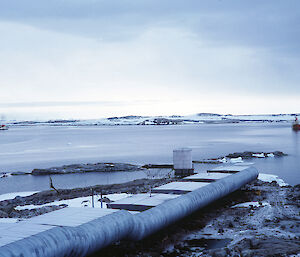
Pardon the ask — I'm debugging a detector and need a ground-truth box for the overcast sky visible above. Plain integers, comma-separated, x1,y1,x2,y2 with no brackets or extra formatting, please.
0,0,299,120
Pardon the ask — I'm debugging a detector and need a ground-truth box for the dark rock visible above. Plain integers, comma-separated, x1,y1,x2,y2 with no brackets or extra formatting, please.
218,228,224,233
226,151,254,159
0,209,8,218
235,237,300,256
142,164,173,169
0,205,14,214
11,171,31,176
225,151,287,159
152,118,182,125
31,163,142,175
273,151,287,157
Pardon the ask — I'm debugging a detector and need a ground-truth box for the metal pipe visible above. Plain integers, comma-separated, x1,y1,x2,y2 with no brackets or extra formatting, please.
0,210,134,257
129,167,258,240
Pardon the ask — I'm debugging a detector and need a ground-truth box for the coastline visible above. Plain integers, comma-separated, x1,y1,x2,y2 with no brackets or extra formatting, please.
0,148,299,256
0,178,176,219
0,176,299,256
0,150,286,177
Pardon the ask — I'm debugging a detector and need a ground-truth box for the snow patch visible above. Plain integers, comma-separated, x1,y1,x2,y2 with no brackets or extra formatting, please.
252,153,265,158
229,157,243,163
258,173,288,186
219,157,228,163
0,191,39,201
0,218,20,223
231,201,271,208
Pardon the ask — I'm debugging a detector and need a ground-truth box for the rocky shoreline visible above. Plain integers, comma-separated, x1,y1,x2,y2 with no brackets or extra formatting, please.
0,163,143,177
0,178,175,219
193,151,286,164
31,163,142,175
225,150,287,159
0,151,286,177
0,176,299,256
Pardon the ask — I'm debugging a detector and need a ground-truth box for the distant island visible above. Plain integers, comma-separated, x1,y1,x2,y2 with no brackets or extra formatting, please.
4,113,299,126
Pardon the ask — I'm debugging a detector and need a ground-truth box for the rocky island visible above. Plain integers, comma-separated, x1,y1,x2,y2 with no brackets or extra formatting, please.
31,163,142,175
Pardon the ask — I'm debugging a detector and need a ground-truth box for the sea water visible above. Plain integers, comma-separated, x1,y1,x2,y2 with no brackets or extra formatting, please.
0,123,299,194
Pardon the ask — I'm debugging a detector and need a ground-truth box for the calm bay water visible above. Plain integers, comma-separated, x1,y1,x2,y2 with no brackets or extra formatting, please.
0,123,299,194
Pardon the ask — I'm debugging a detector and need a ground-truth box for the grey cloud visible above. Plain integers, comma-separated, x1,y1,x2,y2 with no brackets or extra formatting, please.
0,1,299,104
0,100,159,108
0,0,299,50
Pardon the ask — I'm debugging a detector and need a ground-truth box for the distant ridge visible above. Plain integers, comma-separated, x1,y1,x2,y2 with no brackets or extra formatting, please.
5,113,299,126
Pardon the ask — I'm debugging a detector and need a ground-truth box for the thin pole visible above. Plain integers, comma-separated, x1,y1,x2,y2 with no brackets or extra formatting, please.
91,188,94,208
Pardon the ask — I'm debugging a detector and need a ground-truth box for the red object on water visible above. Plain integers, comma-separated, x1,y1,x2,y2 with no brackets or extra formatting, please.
293,116,300,131
293,124,300,131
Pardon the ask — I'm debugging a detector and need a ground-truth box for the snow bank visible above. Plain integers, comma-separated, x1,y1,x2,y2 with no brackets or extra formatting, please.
258,173,288,186
0,191,39,201
229,157,243,163
0,218,20,223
